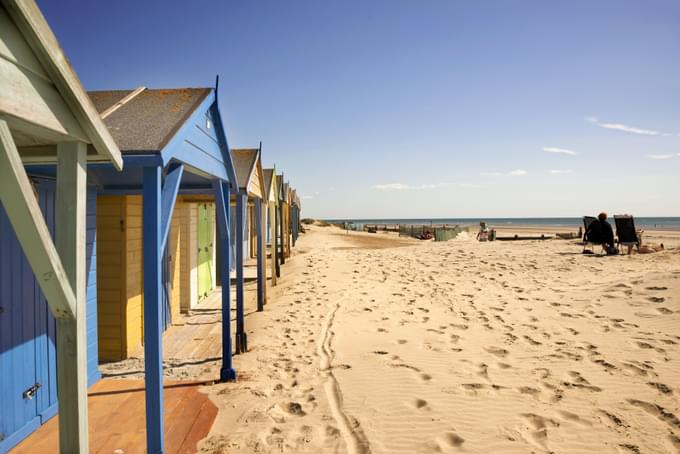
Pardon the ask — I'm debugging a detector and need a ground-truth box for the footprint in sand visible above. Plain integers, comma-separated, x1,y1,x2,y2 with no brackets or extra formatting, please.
436,432,465,449
410,398,428,409
518,413,559,451
627,399,680,430
485,346,510,358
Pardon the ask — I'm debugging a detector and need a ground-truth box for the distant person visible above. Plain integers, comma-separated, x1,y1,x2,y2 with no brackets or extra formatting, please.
477,221,489,242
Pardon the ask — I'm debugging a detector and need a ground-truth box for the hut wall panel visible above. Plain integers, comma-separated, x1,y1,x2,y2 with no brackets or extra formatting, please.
168,207,181,322
0,182,99,451
124,196,143,357
96,196,124,361
188,203,198,309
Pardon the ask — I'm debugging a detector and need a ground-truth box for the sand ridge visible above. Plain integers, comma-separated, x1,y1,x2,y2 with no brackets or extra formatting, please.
199,225,680,454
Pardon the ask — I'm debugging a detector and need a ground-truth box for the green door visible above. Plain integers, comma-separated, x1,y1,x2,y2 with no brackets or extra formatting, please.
197,203,214,301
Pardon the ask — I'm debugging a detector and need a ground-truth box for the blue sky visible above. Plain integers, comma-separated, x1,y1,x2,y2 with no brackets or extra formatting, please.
40,0,680,218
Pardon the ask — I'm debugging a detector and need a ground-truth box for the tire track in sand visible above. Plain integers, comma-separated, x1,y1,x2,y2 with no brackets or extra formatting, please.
318,300,371,454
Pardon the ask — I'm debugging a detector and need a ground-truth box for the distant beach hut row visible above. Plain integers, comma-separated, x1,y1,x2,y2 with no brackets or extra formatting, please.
0,1,302,452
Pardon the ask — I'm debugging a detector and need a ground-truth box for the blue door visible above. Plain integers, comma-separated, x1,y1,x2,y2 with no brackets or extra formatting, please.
0,180,100,453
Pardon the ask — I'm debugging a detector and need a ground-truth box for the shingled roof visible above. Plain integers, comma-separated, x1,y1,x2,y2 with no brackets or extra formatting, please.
88,88,211,153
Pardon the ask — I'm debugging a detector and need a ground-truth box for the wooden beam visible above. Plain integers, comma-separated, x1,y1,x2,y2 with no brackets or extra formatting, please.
0,118,75,318
55,141,89,453
143,165,165,453
255,198,264,311
213,180,235,381
235,192,246,353
160,163,184,252
3,0,123,169
100,86,146,119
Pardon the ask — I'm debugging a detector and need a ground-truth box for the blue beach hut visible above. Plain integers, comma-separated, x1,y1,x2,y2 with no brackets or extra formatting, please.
15,84,241,453
0,1,122,451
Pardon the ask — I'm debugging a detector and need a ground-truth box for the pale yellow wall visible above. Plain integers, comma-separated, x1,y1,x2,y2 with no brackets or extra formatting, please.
124,196,143,357
96,196,125,361
168,207,181,322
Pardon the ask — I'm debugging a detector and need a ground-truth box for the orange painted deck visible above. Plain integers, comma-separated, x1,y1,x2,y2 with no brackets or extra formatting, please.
10,379,217,454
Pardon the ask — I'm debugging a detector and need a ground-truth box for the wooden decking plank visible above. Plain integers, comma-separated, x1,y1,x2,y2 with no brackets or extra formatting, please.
177,397,219,454
164,386,213,454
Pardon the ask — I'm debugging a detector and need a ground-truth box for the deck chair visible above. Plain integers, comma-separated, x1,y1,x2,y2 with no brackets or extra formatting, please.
582,216,604,253
614,215,642,255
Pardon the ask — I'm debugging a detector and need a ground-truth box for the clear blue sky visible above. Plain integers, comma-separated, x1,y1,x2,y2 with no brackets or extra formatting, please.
39,0,680,218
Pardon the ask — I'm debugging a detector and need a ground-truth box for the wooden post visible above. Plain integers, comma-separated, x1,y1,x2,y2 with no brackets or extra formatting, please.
214,181,235,381
55,142,89,453
143,166,164,454
270,203,277,285
255,198,264,311
279,204,285,265
235,192,246,353
274,205,281,278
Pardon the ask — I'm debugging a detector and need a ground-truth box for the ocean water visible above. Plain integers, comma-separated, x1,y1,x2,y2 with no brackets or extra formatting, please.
325,217,680,230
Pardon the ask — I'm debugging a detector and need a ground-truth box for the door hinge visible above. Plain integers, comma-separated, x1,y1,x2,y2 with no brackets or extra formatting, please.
23,383,41,400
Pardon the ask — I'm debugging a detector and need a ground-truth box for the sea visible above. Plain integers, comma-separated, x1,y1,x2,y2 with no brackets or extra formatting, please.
324,217,680,230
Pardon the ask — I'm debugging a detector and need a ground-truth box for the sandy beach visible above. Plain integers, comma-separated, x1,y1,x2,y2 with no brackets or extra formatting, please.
171,224,678,454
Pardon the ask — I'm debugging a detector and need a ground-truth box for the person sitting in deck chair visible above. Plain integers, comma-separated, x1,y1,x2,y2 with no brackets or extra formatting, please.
477,221,489,242
584,213,617,255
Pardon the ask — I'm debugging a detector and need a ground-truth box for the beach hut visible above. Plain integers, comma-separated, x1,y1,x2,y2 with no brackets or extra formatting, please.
262,168,278,286
275,174,287,266
84,84,238,452
282,181,292,258
0,1,123,451
291,189,301,247
230,148,266,353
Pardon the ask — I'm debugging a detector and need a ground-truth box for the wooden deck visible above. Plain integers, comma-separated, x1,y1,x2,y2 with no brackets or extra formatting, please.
11,379,217,454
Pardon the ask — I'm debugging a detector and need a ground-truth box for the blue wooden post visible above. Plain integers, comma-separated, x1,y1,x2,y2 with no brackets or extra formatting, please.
255,198,264,311
143,166,164,454
235,192,247,353
214,181,236,380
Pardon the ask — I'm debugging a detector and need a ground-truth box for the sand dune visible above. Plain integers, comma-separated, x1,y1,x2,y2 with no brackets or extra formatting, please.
199,225,680,454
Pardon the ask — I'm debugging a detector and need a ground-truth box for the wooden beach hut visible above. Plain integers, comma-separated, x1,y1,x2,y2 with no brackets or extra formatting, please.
282,181,292,258
84,84,238,452
229,148,266,353
290,189,301,247
0,1,123,451
262,168,278,286
275,174,287,266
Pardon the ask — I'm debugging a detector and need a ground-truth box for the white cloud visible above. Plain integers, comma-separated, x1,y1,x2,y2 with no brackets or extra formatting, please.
509,169,528,176
586,116,666,136
647,154,675,160
481,169,528,177
542,147,577,155
549,169,573,174
372,182,453,191
301,195,314,200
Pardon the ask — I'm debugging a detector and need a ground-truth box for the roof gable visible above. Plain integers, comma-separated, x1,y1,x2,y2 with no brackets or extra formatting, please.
231,148,264,199
262,168,277,204
89,88,211,154
1,0,121,168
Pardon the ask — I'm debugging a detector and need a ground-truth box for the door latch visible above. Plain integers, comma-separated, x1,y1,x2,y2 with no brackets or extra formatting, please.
23,383,41,400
